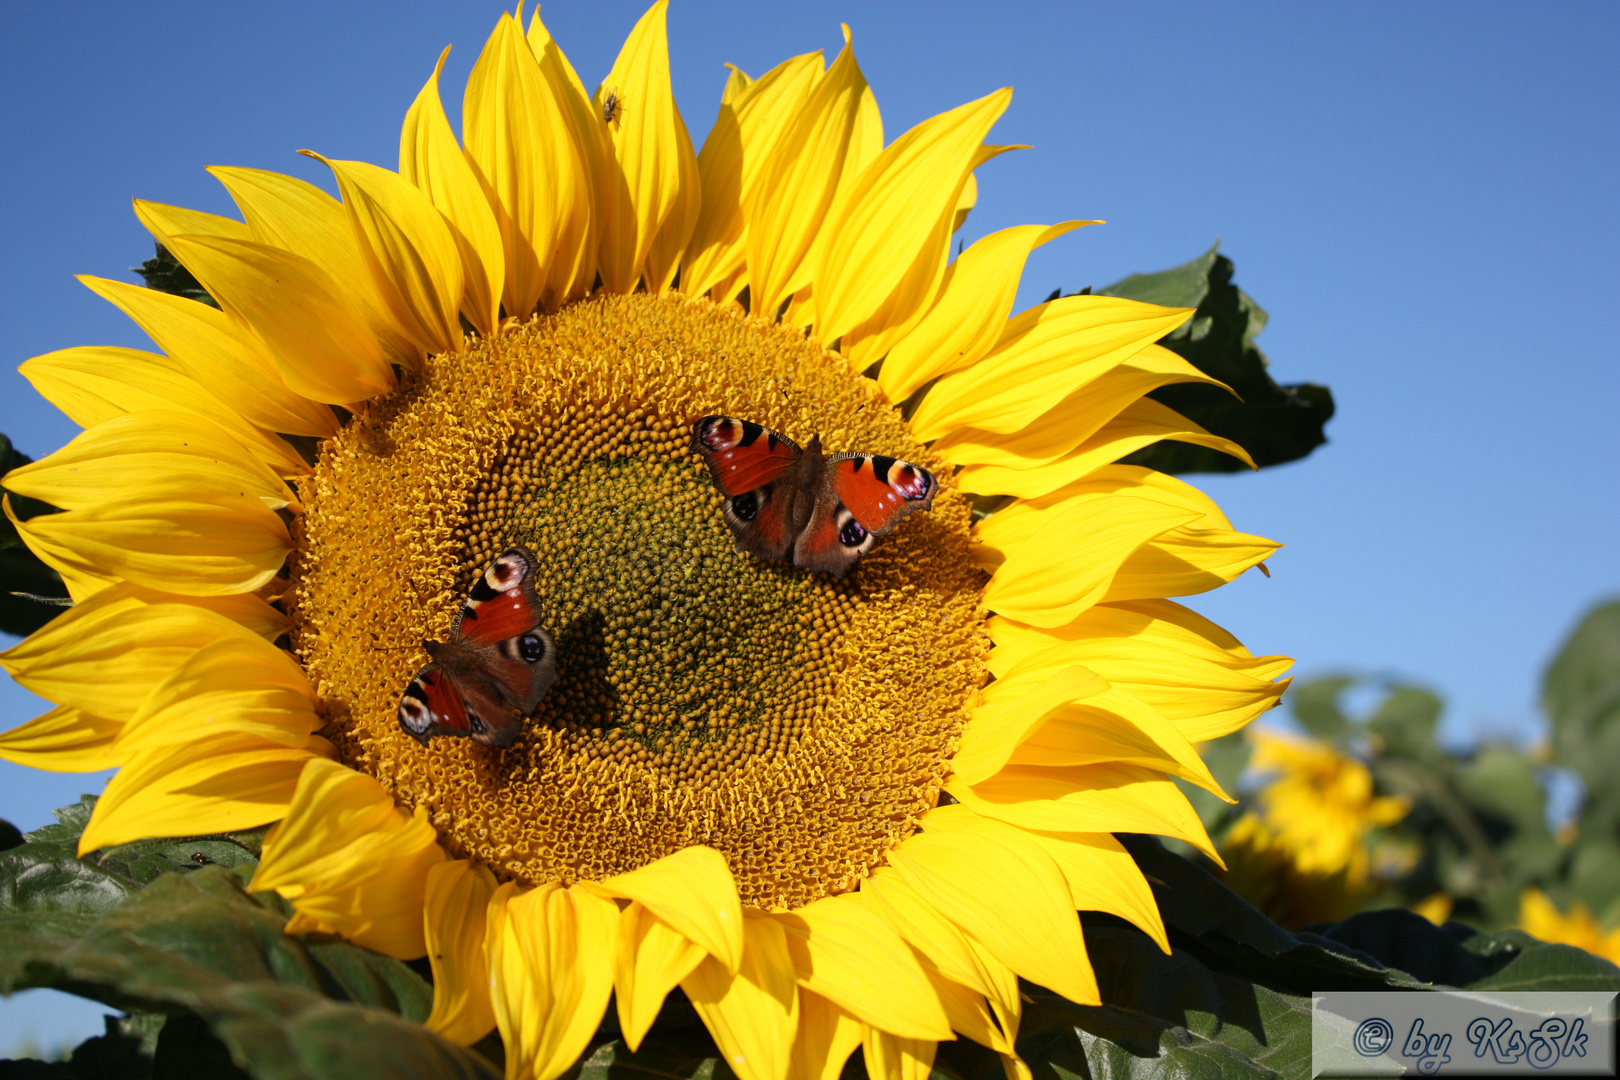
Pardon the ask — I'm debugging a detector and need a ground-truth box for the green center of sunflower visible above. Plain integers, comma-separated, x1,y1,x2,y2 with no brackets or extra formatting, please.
288,292,988,908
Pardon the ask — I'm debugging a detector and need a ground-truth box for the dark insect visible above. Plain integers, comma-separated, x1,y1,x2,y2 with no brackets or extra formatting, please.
690,416,937,578
602,89,625,126
397,546,559,748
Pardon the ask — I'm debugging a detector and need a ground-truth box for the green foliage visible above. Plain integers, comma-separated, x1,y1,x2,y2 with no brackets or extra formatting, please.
1209,597,1620,938
1085,245,1335,474
132,245,216,309
5,797,1615,1080
0,795,494,1080
0,433,70,638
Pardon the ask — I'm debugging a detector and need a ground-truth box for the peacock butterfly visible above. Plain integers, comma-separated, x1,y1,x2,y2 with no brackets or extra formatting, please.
690,415,938,577
397,546,558,748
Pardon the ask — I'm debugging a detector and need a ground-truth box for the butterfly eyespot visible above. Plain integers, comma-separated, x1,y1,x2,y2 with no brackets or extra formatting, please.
839,517,868,547
519,633,547,662
731,490,759,522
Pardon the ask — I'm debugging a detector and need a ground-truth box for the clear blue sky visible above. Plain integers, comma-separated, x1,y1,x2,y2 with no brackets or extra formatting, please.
1,0,1617,1050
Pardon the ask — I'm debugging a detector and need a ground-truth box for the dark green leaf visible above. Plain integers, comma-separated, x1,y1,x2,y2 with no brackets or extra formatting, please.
133,245,216,309
572,1033,732,1080
64,1013,162,1080
1,433,70,638
1460,928,1620,991
1365,686,1443,760
1284,676,1354,741
1091,246,1334,474
1453,747,1546,833
1543,600,1620,823
0,819,480,1080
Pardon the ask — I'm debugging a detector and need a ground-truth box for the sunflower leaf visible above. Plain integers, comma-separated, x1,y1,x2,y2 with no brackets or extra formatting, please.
1,432,72,637
1543,600,1620,829
0,801,482,1080
134,243,218,308
1078,245,1335,474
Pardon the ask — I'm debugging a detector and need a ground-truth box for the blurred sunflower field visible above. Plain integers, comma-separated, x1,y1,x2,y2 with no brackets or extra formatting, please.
1186,597,1620,965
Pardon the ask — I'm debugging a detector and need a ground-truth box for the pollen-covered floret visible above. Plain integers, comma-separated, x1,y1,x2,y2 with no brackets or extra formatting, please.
289,292,988,907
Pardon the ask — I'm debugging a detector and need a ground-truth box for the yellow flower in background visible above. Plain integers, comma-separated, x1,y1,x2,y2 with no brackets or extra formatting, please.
1244,729,1409,882
1518,889,1620,966
0,6,1291,1079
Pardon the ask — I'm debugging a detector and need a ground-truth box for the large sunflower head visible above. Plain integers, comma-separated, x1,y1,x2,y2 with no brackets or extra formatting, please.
1,6,1291,1078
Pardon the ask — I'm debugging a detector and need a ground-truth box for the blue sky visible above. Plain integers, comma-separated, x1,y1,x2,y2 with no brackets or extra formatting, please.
1,0,1617,1052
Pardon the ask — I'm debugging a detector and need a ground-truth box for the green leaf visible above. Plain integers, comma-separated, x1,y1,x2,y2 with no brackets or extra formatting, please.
134,244,217,309
0,797,266,917
1,432,71,638
1365,686,1443,760
1285,676,1354,741
0,797,477,1080
1091,245,1335,474
1544,600,1620,823
1460,928,1620,990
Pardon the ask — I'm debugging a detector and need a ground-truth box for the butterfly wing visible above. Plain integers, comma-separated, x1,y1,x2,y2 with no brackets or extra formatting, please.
398,546,558,748
691,416,804,562
792,453,938,577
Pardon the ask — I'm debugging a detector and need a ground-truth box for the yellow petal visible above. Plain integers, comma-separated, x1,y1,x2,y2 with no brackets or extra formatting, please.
490,882,618,1080
400,45,506,336
958,398,1254,499
921,804,1168,954
164,233,396,404
857,871,1002,1003
643,105,701,294
886,827,1097,1005
0,706,127,772
115,634,319,753
19,346,310,477
683,54,822,299
0,587,272,721
591,844,744,975
463,12,589,318
12,486,290,598
1005,685,1227,797
307,152,464,356
815,90,1010,346
596,1,697,293
953,665,1109,785
978,494,1200,628
252,758,446,959
682,912,799,1080
745,27,874,317
777,894,953,1041
3,410,296,514
206,166,419,365
614,901,705,1052
924,967,1007,1052
909,297,1191,441
132,199,251,244
832,148,1027,369
526,10,609,303
877,222,1092,403
424,860,499,1046
81,732,319,855
76,275,336,438
934,344,1217,469
948,762,1219,863
788,989,863,1080
862,1027,937,1080
987,606,1290,743
1106,525,1280,604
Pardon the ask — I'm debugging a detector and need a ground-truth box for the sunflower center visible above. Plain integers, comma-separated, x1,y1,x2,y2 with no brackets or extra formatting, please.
288,293,987,908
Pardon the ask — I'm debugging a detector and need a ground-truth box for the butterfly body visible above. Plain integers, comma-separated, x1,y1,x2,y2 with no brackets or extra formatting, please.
398,546,557,748
691,416,937,577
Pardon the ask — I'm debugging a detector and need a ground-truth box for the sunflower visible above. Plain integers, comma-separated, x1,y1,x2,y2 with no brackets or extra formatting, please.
1518,889,1620,965
0,6,1291,1079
